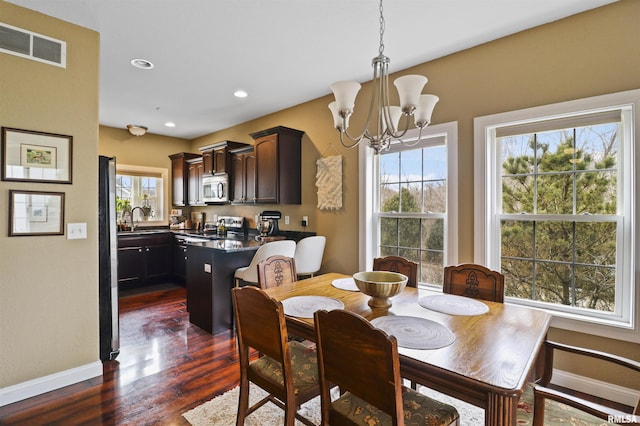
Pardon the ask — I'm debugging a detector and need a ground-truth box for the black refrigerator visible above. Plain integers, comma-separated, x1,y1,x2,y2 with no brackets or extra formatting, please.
98,155,120,361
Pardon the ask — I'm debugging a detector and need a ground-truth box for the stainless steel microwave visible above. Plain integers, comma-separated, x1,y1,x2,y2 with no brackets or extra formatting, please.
202,174,229,203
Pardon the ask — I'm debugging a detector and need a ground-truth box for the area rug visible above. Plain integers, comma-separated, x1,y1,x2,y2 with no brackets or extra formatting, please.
183,383,618,425
183,383,482,425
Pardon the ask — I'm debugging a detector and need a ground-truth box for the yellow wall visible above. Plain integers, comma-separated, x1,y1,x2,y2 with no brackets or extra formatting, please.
98,125,192,168
189,106,360,274
0,2,100,387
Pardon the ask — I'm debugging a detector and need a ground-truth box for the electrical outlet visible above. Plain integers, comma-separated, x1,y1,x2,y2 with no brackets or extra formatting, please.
302,216,309,227
67,223,87,240
204,263,212,273
284,215,290,225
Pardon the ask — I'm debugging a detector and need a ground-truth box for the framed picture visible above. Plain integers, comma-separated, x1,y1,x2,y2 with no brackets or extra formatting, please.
9,190,65,236
1,127,72,183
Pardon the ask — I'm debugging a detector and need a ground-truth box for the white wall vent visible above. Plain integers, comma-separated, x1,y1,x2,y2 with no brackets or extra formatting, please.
0,23,66,68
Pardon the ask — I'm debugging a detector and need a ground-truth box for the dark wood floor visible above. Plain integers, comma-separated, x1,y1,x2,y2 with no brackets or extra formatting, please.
0,286,240,425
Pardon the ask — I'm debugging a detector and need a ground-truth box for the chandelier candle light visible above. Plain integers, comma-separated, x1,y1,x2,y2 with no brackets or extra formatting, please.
328,0,439,154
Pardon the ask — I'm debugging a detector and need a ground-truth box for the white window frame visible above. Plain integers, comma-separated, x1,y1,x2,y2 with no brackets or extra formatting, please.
474,90,640,342
361,121,458,281
116,164,170,225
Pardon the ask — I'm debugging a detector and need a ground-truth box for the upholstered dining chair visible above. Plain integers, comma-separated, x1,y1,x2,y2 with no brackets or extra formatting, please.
373,255,418,288
294,236,326,279
257,255,297,289
531,340,640,426
234,240,296,287
314,309,460,426
232,286,320,426
443,263,505,303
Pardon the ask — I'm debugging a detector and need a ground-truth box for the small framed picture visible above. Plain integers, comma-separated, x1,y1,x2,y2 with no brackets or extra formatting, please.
9,190,65,236
1,127,72,183
21,143,57,169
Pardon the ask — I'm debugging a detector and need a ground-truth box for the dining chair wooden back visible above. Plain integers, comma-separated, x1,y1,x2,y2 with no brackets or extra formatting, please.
232,286,320,426
257,255,297,289
314,309,459,426
234,240,296,287
532,340,640,426
443,263,505,303
373,256,418,288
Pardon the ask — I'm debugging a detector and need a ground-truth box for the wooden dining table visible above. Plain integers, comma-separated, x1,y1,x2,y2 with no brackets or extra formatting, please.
263,272,552,426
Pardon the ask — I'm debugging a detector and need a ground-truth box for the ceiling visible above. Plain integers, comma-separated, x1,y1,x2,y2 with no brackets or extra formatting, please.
8,0,618,140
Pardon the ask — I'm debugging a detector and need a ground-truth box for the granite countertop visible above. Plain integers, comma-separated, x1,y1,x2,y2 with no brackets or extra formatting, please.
117,227,316,252
179,237,262,252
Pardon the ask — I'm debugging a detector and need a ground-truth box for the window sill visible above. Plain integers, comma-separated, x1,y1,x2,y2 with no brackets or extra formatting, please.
506,297,640,343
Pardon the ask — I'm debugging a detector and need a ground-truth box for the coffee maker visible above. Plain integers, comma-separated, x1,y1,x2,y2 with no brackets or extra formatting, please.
257,210,281,236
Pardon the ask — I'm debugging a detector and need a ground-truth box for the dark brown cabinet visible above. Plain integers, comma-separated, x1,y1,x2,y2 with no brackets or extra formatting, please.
117,233,173,289
169,152,200,206
173,238,188,283
200,141,248,175
250,126,304,204
187,158,205,205
201,149,215,176
230,146,256,204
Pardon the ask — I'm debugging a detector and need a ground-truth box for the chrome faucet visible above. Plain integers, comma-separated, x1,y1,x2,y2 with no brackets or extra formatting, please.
130,206,145,231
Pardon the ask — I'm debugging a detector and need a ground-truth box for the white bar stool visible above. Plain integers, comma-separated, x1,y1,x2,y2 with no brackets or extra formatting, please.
294,236,326,279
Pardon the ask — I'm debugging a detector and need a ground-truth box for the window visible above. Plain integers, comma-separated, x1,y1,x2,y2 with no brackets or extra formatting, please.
362,122,458,287
115,164,168,224
474,90,640,341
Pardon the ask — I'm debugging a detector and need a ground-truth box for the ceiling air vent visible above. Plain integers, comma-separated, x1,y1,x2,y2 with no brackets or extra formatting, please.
0,22,66,68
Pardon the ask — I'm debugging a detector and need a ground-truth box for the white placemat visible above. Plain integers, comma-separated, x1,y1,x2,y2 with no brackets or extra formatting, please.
371,316,455,350
281,296,345,319
418,294,489,316
331,277,359,292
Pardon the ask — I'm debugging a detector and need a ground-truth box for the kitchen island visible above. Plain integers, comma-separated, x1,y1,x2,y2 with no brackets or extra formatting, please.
181,236,261,334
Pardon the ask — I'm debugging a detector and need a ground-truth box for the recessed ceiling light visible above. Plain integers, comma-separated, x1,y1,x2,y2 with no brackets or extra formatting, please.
234,90,248,98
164,122,176,128
130,58,154,69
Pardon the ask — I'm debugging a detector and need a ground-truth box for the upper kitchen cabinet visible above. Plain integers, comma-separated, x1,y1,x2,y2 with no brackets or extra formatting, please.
230,146,256,204
250,126,304,204
200,141,248,176
187,157,205,206
169,152,200,206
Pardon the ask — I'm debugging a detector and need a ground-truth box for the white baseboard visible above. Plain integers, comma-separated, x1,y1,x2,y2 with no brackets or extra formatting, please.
0,361,103,407
552,368,638,407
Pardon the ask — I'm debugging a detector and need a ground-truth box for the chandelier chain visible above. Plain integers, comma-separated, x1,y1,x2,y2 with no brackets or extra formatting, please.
378,0,385,55
328,0,438,154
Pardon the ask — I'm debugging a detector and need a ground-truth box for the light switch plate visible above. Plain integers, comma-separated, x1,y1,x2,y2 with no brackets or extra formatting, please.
204,263,212,273
285,216,290,225
67,222,87,239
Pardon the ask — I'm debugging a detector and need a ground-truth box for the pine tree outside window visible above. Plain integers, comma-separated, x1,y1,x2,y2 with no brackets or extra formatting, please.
474,90,639,340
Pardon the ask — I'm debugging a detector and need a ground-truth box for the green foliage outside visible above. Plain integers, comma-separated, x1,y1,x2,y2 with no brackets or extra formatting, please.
379,187,445,285
500,125,618,311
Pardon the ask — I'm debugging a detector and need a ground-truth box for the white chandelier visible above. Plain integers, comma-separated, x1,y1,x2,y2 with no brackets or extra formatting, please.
328,0,439,154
